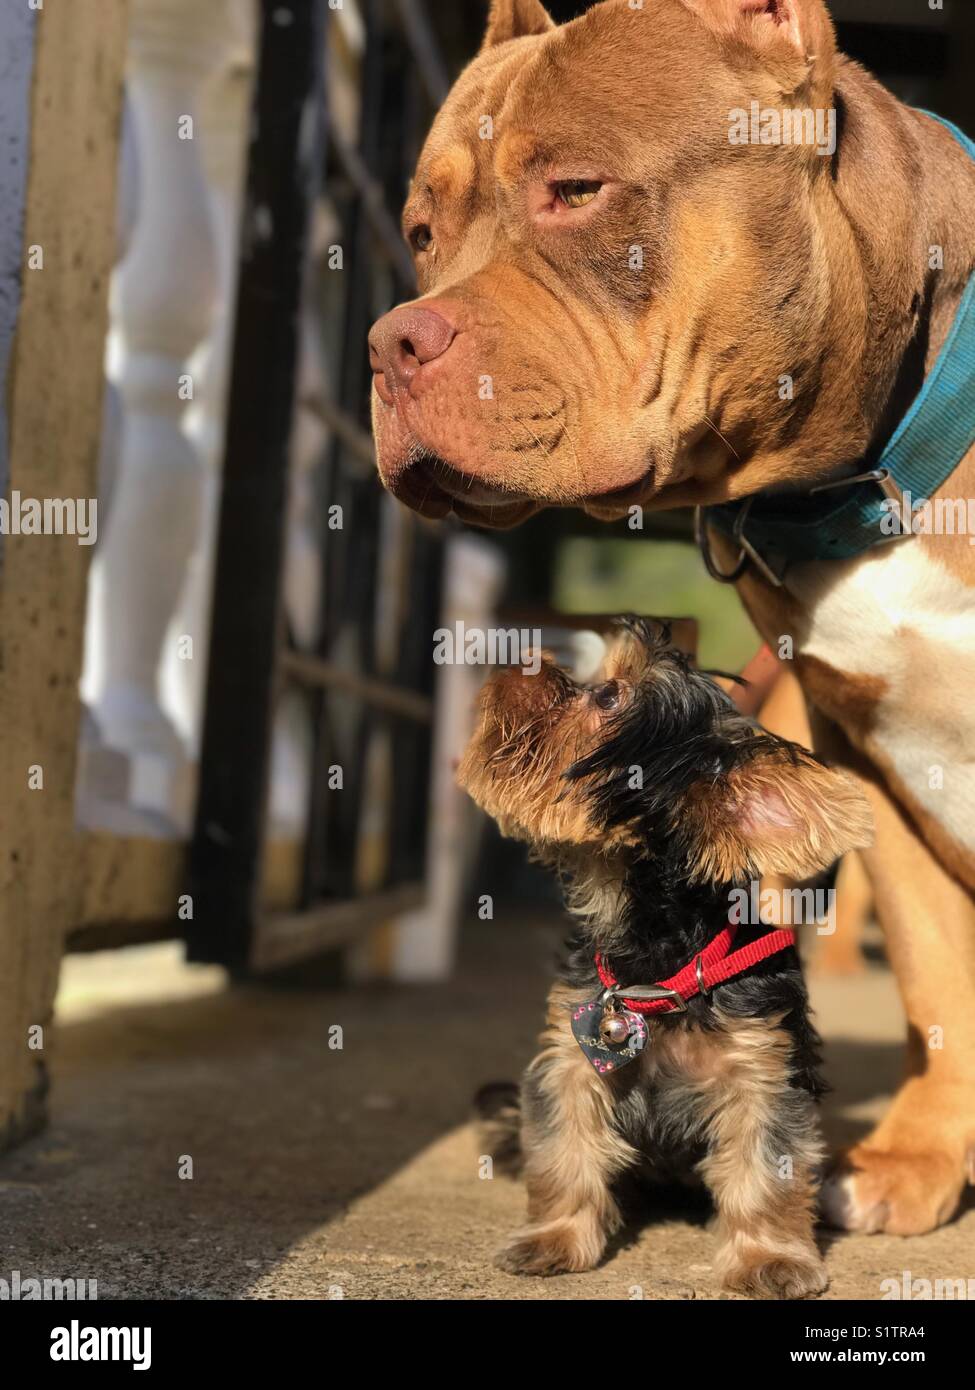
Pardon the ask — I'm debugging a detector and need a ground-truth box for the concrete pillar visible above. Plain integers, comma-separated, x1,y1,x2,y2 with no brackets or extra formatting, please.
0,0,129,1150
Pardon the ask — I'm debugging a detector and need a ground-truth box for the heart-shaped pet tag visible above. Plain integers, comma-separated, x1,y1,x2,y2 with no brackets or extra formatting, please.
570,997,649,1075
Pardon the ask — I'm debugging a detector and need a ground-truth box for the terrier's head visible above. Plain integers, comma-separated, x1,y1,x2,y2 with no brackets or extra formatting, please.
457,617,873,885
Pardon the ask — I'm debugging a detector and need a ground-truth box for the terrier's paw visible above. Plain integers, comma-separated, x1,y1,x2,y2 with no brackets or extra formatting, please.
821,1147,966,1236
495,1219,602,1277
722,1251,829,1300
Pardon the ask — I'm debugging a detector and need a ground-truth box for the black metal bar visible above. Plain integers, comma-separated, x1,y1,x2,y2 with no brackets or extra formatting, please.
185,0,326,971
359,10,443,896
392,0,450,106
297,393,375,474
301,0,389,908
330,129,416,286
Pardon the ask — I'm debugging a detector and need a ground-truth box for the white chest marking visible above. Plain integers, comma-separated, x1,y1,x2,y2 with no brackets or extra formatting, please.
787,541,975,850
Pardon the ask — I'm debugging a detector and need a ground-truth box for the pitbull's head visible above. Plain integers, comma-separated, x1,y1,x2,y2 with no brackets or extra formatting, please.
370,0,885,527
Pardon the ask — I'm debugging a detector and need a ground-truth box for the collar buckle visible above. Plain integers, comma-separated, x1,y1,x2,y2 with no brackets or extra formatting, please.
695,496,787,589
696,466,910,589
605,983,687,1013
810,465,910,541
808,465,898,499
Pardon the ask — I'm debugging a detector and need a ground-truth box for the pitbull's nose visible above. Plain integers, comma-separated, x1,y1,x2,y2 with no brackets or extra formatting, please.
368,305,456,401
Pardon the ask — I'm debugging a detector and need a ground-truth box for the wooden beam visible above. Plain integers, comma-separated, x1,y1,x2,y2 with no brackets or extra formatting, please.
250,883,425,972
0,0,128,1150
279,648,434,722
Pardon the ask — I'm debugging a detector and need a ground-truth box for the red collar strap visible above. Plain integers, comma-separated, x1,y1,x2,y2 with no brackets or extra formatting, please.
595,923,797,1016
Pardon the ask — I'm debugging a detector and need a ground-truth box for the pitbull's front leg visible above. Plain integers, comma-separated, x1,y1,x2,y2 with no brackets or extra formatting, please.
822,775,975,1234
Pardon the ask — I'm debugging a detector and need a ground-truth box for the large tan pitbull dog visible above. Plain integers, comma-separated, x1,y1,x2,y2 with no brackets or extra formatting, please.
369,0,975,1238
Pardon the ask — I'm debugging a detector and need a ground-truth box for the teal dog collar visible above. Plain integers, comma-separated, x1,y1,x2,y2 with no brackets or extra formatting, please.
699,111,975,587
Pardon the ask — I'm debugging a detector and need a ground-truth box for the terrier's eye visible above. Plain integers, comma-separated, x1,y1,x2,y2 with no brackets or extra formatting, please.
554,179,602,209
409,223,433,252
592,680,620,711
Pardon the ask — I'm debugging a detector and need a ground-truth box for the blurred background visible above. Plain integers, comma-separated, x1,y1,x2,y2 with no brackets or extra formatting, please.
0,0,972,1299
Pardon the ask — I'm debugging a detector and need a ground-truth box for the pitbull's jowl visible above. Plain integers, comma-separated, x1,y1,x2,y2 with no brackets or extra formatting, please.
370,0,975,1237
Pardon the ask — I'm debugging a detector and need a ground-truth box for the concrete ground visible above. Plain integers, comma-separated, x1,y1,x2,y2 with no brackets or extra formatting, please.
1,921,972,1301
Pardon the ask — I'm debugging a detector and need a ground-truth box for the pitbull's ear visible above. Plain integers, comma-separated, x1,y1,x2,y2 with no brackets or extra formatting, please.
681,0,835,102
482,0,555,50
684,748,874,883
683,0,804,51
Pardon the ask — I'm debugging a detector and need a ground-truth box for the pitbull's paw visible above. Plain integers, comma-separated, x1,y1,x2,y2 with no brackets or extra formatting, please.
721,1248,829,1300
495,1217,603,1276
821,1147,967,1235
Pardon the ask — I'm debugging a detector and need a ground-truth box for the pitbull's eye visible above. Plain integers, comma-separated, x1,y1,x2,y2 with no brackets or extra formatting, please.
554,179,602,209
592,680,621,711
409,224,433,253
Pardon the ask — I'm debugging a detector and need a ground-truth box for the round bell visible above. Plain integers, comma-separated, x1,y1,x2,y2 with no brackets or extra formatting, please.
599,1011,631,1046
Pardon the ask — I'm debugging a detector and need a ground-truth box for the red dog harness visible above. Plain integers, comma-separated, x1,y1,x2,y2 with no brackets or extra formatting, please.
595,922,797,1016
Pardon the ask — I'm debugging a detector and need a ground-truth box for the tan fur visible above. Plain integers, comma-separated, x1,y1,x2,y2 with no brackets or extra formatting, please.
497,984,638,1275
755,664,871,974
684,756,874,883
507,991,827,1294
463,647,831,1294
458,638,872,877
815,850,871,975
482,0,555,50
677,1011,827,1297
456,660,628,846
818,761,975,1235
597,626,656,684
735,565,975,1228
375,0,975,1233
424,146,476,205
373,0,973,526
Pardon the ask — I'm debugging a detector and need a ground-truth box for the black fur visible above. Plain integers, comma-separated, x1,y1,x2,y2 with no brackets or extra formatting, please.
504,618,827,1183
559,615,823,1096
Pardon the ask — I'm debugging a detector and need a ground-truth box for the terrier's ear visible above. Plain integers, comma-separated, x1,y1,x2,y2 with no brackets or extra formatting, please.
482,0,555,50
684,747,873,883
680,0,836,105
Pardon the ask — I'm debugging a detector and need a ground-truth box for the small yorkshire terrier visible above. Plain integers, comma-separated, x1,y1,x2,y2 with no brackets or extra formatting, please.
458,618,874,1299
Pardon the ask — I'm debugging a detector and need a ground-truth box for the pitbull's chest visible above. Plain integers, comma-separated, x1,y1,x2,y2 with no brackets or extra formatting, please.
747,538,975,866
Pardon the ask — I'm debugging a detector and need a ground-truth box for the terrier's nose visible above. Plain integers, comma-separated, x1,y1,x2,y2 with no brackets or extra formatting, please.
368,304,456,399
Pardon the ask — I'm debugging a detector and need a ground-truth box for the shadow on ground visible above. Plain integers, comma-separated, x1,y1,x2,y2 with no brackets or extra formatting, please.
1,922,971,1300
